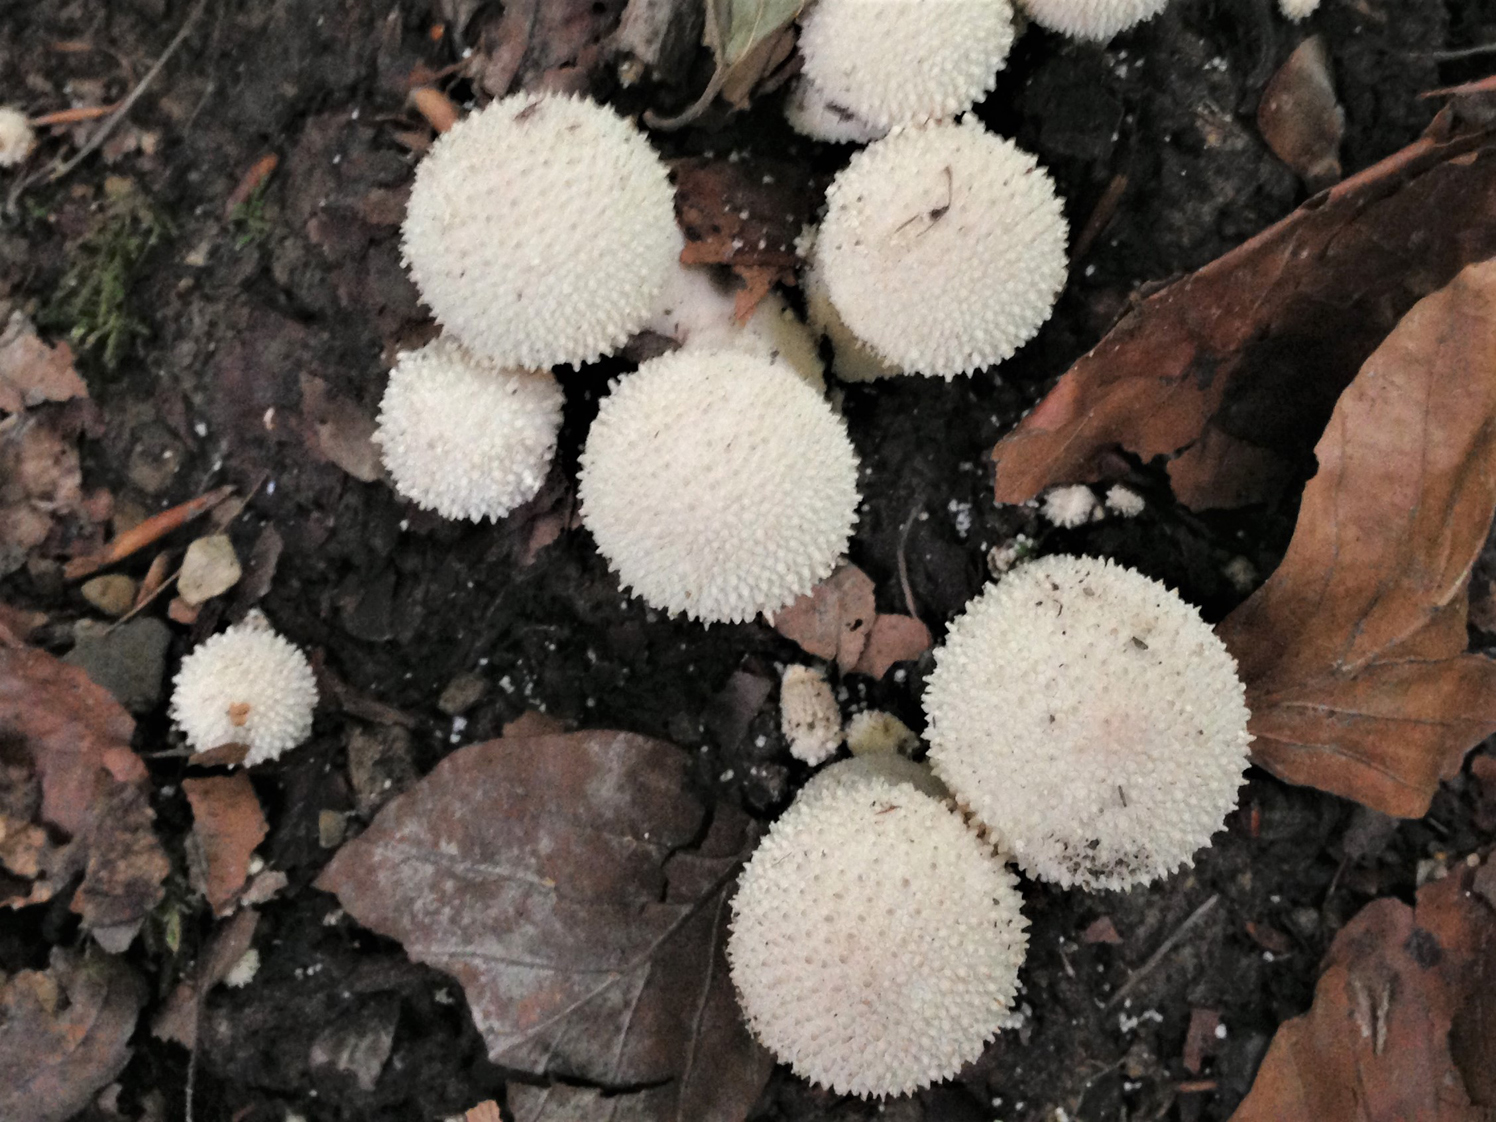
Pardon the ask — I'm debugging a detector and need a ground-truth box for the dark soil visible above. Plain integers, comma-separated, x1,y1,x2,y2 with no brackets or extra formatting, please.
2,1,1494,1121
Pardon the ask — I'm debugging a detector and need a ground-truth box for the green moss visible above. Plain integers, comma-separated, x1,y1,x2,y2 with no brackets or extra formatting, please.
227,181,272,249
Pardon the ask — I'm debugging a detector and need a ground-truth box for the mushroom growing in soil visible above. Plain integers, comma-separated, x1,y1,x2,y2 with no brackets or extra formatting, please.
374,338,564,522
0,107,34,167
401,92,678,369
728,758,1029,1098
815,118,1069,378
922,554,1251,890
1020,0,1173,40
578,347,859,624
169,611,318,765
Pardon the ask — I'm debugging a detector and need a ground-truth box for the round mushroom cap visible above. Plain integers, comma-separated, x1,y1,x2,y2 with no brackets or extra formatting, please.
798,0,1015,130
169,612,318,765
401,92,678,368
815,119,1068,378
374,338,564,522
783,76,886,144
923,555,1251,891
578,348,859,623
728,767,1028,1098
1019,0,1171,40
0,107,35,167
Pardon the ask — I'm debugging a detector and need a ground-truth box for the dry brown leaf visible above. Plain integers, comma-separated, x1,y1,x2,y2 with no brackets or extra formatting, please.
850,613,932,679
1257,36,1344,190
0,948,144,1122
153,908,261,1049
465,1101,504,1122
1217,260,1496,817
299,374,382,483
990,119,1496,512
0,409,85,577
184,775,269,915
772,563,875,672
1182,1007,1221,1075
478,0,625,97
316,731,771,1122
0,310,88,414
1230,854,1495,1122
647,0,805,128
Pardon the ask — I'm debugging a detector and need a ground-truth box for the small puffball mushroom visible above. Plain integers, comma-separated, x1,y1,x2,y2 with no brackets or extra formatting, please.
1105,484,1145,517
0,108,35,167
845,709,920,756
1020,0,1172,40
923,555,1252,891
578,348,860,623
374,338,564,522
1279,0,1319,18
780,664,843,765
169,611,318,765
816,119,1068,378
1041,483,1100,527
797,0,1016,130
401,93,678,368
728,762,1028,1098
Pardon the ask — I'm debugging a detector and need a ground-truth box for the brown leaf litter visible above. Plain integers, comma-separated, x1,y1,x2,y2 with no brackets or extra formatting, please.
1217,259,1496,818
1257,36,1344,191
0,306,88,414
153,908,261,1050
1231,852,1496,1121
0,406,87,578
773,562,932,677
990,113,1496,512
184,774,269,916
316,730,772,1122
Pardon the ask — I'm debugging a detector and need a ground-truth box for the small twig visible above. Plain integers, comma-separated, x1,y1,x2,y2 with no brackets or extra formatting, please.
1410,43,1496,61
1104,894,1219,1010
65,485,234,580
105,569,179,634
896,500,923,623
29,103,120,127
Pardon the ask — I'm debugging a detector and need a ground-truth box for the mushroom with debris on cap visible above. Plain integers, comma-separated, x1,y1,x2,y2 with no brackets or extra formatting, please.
374,338,564,522
728,757,1029,1098
815,118,1069,378
401,92,679,369
794,0,1016,132
922,554,1251,891
578,347,860,624
0,107,35,167
1041,483,1100,527
779,663,843,765
169,610,318,765
1020,0,1172,40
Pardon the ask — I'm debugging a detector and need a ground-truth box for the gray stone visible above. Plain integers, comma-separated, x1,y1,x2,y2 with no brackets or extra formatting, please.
64,617,172,712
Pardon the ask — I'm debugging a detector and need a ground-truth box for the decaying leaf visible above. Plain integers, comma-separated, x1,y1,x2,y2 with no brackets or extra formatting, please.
153,907,261,1049
185,775,269,915
990,119,1496,512
0,408,86,578
1257,36,1344,190
772,562,876,672
478,0,627,97
299,374,383,483
1230,853,1495,1121
850,613,932,679
0,948,145,1122
648,0,805,128
1218,259,1496,817
316,731,771,1122
0,308,89,414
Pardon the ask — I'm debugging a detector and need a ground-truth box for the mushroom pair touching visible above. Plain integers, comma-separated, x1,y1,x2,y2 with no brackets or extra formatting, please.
731,555,1251,1097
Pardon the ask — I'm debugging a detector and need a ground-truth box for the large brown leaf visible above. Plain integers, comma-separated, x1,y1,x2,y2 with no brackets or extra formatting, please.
990,118,1496,512
1230,853,1495,1121
1217,259,1496,817
316,732,771,1122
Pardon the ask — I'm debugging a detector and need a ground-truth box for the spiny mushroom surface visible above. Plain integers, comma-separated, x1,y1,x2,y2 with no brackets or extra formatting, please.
578,348,859,623
923,554,1251,891
0,107,34,167
797,0,1015,130
401,92,678,368
780,664,843,765
815,119,1068,378
1020,0,1171,40
374,338,564,522
729,762,1028,1098
783,76,886,144
169,611,318,765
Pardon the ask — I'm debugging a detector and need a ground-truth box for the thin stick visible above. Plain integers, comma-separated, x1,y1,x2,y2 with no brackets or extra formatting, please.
1104,894,1220,1010
29,104,120,127
896,501,923,623
65,485,234,580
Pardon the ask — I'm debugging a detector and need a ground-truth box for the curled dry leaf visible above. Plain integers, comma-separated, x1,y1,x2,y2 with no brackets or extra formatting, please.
648,0,805,128
0,948,145,1122
315,732,771,1122
990,119,1496,512
184,774,269,915
772,562,875,672
1257,36,1344,190
1218,259,1496,817
1230,854,1496,1121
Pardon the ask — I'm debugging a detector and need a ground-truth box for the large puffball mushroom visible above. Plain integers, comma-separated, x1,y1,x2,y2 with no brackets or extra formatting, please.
797,0,1015,130
728,762,1028,1098
784,77,886,145
169,611,318,765
1020,0,1171,40
374,338,564,522
578,348,859,623
815,119,1068,378
0,108,35,167
923,555,1251,891
401,92,678,368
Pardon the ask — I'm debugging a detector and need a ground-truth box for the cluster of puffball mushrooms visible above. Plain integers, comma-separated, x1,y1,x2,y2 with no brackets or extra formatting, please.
149,0,1283,1102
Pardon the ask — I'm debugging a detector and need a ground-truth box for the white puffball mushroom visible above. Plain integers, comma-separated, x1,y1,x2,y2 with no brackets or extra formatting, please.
780,664,843,765
816,119,1068,378
374,338,564,522
0,107,35,167
1020,0,1172,40
845,709,920,756
728,765,1029,1098
797,0,1016,130
923,555,1252,891
401,92,678,368
578,348,860,623
1105,484,1145,518
1041,483,1100,527
784,77,887,144
1279,0,1319,18
803,257,901,383
169,611,318,765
